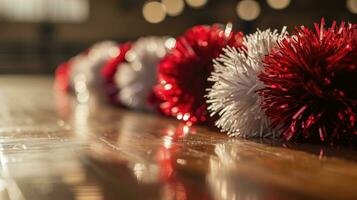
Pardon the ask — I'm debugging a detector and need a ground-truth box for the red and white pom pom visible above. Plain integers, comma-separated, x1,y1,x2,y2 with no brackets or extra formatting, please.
259,19,357,142
207,28,288,137
68,41,119,93
101,43,132,105
114,36,172,110
153,24,244,125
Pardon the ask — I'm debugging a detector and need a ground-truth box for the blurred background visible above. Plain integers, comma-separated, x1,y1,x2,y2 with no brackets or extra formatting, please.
0,0,355,74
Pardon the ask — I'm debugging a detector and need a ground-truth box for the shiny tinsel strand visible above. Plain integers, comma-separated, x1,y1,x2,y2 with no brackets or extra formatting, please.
259,19,357,142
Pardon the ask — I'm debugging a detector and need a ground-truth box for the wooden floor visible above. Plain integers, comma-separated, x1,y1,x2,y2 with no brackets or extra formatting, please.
1,76,357,200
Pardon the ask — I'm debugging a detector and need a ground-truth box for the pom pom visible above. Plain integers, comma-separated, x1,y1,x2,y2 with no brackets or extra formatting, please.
68,40,119,92
114,37,171,110
207,28,288,137
259,19,357,142
153,24,244,125
101,43,132,105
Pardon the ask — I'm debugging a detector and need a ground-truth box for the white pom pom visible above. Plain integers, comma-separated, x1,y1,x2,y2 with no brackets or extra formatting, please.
207,28,288,137
114,36,173,110
69,40,119,91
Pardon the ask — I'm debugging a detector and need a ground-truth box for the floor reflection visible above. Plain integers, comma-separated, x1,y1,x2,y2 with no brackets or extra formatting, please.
0,135,95,200
0,91,102,200
3,79,357,199
207,140,343,200
208,143,264,200
87,112,210,200
54,90,210,199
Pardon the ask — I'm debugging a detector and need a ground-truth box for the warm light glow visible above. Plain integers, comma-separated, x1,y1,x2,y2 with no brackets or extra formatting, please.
74,103,90,139
224,22,233,38
162,0,185,16
0,0,89,22
142,1,166,24
164,37,176,49
185,0,207,8
176,158,187,165
133,163,146,182
163,135,173,149
347,0,357,14
267,0,290,10
236,0,261,21
182,113,190,121
73,74,90,103
164,84,172,90
183,125,190,132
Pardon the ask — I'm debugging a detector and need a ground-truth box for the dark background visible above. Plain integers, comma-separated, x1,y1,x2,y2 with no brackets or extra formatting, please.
0,0,355,74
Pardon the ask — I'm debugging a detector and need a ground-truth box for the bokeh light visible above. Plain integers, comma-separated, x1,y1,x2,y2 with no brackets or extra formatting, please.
142,1,166,23
236,0,261,21
347,0,357,14
162,0,185,16
185,0,207,8
267,0,290,10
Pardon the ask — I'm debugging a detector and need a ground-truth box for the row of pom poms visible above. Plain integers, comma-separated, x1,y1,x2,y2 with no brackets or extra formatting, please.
55,19,356,143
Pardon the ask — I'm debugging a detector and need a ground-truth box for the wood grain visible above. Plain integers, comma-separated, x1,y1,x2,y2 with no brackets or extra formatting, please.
0,76,357,200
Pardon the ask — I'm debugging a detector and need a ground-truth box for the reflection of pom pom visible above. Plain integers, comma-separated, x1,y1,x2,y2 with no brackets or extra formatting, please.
69,40,119,91
101,43,132,105
259,19,357,142
154,24,244,125
54,61,71,91
114,37,171,110
207,28,287,137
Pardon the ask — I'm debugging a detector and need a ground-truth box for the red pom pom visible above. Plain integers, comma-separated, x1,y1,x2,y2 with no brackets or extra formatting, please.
101,43,132,105
55,61,71,91
153,24,244,125
259,19,357,142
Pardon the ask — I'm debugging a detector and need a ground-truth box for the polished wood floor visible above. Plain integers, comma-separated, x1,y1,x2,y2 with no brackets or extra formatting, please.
1,76,357,200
